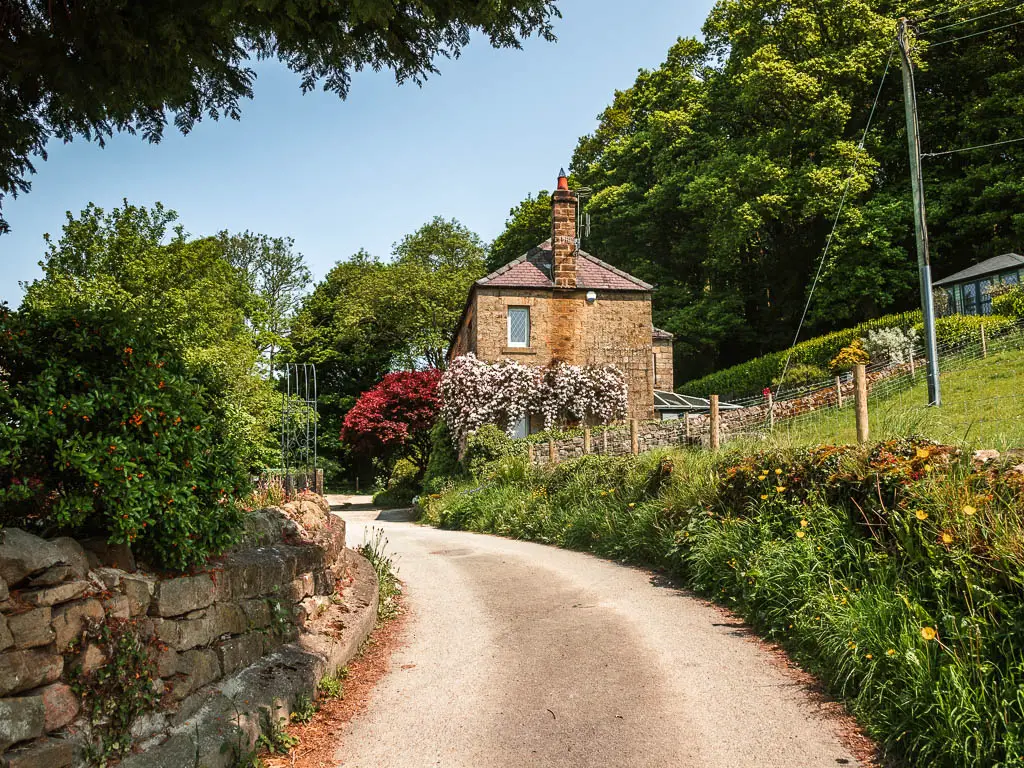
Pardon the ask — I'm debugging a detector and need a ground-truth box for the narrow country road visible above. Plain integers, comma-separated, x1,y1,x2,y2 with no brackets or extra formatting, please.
331,495,860,768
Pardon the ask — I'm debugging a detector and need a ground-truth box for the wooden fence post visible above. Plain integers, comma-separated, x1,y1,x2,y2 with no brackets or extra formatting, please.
548,438,557,465
836,376,844,408
766,391,775,432
909,345,916,378
854,364,870,445
603,429,608,455
710,395,721,450
630,419,639,455
583,425,592,454
527,443,534,465
684,413,692,444
981,323,988,358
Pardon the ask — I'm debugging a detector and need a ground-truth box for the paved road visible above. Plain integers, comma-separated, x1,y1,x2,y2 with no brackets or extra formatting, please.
333,496,859,768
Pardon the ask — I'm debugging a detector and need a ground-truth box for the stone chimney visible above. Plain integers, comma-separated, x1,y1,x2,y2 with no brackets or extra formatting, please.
551,169,578,289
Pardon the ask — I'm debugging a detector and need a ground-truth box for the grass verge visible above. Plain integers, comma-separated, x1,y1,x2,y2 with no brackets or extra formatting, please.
422,442,1024,768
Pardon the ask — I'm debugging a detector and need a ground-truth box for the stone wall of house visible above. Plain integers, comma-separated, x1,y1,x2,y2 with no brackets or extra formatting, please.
474,287,656,420
653,338,674,391
0,496,349,767
450,301,475,360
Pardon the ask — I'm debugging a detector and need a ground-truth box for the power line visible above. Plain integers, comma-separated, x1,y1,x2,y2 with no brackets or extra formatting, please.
774,49,896,397
922,0,1014,23
923,135,1024,157
926,0,1024,33
929,16,1024,46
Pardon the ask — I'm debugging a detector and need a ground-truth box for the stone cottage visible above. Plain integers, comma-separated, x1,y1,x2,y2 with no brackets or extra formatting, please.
447,171,678,435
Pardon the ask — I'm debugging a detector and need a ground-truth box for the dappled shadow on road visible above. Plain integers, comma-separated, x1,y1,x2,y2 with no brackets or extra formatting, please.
372,507,418,522
327,502,418,523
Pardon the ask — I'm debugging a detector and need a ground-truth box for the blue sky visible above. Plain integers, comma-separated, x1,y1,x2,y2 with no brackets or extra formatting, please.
0,0,715,303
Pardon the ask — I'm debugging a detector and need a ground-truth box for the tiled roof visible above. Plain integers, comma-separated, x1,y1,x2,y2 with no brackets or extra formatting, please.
933,253,1024,286
652,327,674,340
478,240,652,292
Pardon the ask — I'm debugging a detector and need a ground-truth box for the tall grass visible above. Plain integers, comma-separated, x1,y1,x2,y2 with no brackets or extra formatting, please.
422,444,1024,767
358,527,402,621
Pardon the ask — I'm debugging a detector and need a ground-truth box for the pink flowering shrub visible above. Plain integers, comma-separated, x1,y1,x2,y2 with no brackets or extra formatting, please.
440,354,628,443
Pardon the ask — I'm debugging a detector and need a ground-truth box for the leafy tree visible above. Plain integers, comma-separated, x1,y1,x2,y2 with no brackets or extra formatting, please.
560,1,1024,384
0,0,559,233
286,250,410,484
20,201,281,469
486,190,552,272
218,231,312,368
392,216,486,368
287,216,484,483
342,369,442,481
0,302,247,570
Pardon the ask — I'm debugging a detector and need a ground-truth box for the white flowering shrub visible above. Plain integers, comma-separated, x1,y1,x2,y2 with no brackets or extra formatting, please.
439,354,628,443
862,326,919,367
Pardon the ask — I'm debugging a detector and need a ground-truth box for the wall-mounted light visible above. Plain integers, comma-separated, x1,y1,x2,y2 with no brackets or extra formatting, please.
586,290,597,304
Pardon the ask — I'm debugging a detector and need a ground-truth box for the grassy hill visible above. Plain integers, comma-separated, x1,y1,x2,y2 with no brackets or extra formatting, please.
774,334,1024,450
678,312,1018,401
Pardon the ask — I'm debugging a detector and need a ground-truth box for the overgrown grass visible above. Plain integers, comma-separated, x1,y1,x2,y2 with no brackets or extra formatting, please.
358,527,402,622
422,444,1024,767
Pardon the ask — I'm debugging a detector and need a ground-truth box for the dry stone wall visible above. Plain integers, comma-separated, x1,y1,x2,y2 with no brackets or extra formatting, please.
530,362,918,464
0,495,352,767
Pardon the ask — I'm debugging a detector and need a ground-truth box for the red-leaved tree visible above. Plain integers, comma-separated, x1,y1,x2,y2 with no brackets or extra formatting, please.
341,369,442,479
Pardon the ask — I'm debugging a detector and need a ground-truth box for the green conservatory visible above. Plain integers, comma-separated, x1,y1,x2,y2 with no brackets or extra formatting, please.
934,253,1024,316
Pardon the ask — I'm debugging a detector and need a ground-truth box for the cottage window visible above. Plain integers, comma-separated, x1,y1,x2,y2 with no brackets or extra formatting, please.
507,307,530,348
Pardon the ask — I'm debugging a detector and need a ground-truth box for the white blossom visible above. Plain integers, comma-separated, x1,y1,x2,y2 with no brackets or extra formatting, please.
439,354,628,443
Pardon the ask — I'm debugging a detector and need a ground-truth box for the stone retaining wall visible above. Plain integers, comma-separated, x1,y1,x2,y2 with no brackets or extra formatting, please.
0,494,354,767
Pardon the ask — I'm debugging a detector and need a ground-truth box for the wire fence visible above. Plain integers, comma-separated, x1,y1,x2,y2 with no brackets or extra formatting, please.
525,317,1024,464
726,316,1024,449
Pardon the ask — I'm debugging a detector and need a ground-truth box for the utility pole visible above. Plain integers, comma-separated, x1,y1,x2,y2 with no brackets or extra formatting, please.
898,18,942,406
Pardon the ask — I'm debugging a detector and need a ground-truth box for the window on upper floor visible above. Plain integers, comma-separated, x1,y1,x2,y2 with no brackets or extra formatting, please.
507,306,530,348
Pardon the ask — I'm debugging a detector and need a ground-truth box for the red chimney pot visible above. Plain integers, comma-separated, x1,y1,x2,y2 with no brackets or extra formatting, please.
556,169,568,191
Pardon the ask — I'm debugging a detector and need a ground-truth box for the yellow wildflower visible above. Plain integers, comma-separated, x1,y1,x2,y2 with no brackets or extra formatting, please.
963,504,976,516
916,447,930,459
920,626,937,641
796,530,806,539
942,532,954,545
800,519,808,528
915,510,928,521
775,468,783,475
865,654,873,660
776,486,786,493
628,503,635,509
886,648,896,656
760,494,769,500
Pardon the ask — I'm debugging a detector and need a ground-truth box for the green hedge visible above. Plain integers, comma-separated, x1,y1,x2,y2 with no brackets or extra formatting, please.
0,303,247,570
678,312,1018,399
423,441,1024,767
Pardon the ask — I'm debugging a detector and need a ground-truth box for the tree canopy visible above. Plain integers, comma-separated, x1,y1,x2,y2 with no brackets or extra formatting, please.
492,0,1024,384
0,0,560,233
19,201,301,469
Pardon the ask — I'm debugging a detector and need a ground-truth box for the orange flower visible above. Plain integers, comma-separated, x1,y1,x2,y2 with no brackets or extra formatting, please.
124,346,133,355
920,626,937,641
157,381,165,389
